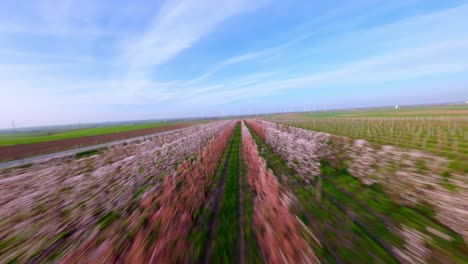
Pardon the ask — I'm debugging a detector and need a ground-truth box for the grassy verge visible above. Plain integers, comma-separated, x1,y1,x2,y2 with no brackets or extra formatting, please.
74,148,105,158
210,123,241,263
188,125,237,261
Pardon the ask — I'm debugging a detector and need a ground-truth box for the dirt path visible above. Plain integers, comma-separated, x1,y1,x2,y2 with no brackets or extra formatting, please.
201,133,234,264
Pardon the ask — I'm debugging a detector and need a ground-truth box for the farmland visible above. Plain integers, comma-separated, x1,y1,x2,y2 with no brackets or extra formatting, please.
0,122,198,162
0,122,179,146
0,113,467,263
268,105,468,173
5,0,468,263
0,121,233,263
246,119,467,262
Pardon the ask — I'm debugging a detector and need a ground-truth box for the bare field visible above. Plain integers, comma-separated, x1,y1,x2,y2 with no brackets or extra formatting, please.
0,122,197,162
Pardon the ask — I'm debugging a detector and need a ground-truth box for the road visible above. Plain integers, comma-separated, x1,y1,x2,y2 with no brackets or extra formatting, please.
0,126,193,170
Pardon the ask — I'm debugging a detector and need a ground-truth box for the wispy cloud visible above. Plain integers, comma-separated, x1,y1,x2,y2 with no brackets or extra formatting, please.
123,0,268,78
175,0,431,86
185,49,275,84
178,4,468,105
0,49,96,63
1,0,468,127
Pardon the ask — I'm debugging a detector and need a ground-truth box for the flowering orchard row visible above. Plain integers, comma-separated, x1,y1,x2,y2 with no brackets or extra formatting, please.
241,122,319,263
0,121,232,263
247,119,467,236
62,121,237,263
247,119,467,263
1,118,465,263
272,116,468,172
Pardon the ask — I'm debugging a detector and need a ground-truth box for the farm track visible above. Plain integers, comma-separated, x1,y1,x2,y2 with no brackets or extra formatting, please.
201,124,238,263
208,124,242,263
238,131,245,264
0,126,197,171
0,122,196,163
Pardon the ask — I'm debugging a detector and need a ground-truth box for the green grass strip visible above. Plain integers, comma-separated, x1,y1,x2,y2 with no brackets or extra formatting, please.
188,125,237,261
210,124,241,263
0,122,174,146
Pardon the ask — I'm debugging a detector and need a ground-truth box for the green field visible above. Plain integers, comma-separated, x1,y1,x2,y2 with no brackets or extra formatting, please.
0,123,172,146
288,105,468,118
268,105,468,172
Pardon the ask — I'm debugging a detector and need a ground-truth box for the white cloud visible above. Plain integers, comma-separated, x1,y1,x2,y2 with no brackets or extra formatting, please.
1,0,467,127
180,22,468,105
0,49,96,63
123,0,268,78
176,0,432,86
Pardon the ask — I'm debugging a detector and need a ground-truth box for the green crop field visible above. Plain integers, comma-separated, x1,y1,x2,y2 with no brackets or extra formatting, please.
274,104,468,119
268,105,468,172
0,122,172,146
300,105,468,118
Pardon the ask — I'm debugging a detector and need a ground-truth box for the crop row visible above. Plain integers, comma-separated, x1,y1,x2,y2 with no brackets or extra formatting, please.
62,121,237,263
246,121,395,262
0,121,232,263
238,126,263,263
241,122,319,263
249,120,467,239
246,119,468,263
2,117,465,263
271,117,468,172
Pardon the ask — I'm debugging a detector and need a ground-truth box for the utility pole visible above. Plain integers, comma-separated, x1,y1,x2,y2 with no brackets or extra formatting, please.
11,120,16,133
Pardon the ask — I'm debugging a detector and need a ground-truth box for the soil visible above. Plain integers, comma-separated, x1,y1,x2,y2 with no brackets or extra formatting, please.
0,122,196,162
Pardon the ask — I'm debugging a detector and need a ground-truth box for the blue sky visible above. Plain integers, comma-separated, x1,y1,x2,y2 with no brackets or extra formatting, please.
1,0,468,128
